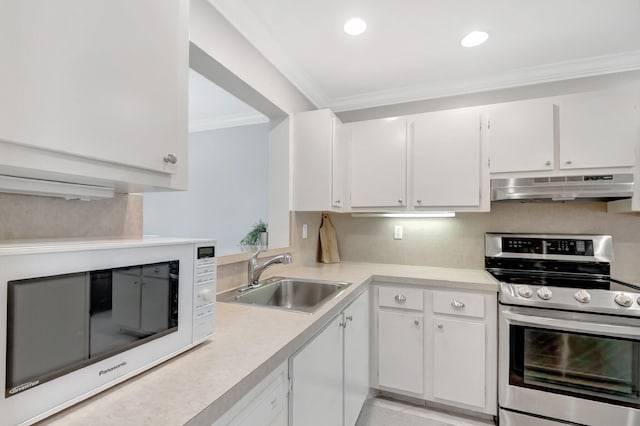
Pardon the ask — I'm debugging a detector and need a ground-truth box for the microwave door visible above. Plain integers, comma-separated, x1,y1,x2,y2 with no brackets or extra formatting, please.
8,273,90,391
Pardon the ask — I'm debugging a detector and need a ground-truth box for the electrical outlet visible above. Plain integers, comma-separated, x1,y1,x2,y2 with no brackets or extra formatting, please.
302,224,308,239
394,225,403,240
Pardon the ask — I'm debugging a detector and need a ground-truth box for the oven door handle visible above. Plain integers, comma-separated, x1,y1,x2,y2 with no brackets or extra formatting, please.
502,310,640,340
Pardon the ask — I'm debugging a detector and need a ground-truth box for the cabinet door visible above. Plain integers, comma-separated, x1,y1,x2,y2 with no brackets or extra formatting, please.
487,98,555,173
378,310,423,394
332,118,348,209
344,290,370,426
112,272,141,330
432,317,485,408
293,109,333,211
412,109,481,207
291,315,343,426
350,118,407,208
0,0,187,174
559,90,638,169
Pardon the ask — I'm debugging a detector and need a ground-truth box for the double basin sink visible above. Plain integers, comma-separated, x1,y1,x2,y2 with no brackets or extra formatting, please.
218,277,351,313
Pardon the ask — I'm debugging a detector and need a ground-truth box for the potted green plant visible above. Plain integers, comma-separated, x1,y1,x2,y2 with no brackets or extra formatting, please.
239,220,268,248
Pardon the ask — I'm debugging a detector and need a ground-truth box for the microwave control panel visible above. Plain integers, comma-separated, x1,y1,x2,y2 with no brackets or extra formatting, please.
193,243,216,342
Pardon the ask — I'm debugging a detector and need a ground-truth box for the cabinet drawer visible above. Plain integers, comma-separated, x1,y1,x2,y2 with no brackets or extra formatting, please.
433,291,484,318
379,287,423,311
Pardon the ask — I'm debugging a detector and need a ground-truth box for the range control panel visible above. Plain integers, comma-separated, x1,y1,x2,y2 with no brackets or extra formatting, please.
193,243,216,342
502,237,594,256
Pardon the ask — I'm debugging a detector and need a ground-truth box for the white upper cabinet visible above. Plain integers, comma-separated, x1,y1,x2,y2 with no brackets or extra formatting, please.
559,90,638,170
487,98,555,174
293,109,347,211
0,0,188,189
349,118,407,208
410,108,482,207
332,119,349,209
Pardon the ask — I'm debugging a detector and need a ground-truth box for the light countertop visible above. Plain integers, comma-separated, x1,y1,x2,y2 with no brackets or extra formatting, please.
40,262,499,426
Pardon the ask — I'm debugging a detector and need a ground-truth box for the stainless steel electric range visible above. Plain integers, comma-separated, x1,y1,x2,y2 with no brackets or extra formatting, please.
486,233,640,426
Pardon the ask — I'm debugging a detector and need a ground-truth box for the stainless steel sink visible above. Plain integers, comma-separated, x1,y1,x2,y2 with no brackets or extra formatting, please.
218,277,351,313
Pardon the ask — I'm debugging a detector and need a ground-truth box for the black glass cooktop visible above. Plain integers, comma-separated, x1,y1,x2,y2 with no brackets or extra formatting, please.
487,269,612,290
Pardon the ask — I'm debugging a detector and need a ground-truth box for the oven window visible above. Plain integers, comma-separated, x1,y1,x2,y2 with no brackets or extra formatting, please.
5,261,179,397
510,325,640,407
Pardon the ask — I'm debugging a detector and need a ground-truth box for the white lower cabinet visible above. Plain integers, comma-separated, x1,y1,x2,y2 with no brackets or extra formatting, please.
291,314,343,425
343,289,371,426
377,310,424,394
432,317,485,408
290,290,370,426
374,284,497,416
213,362,288,426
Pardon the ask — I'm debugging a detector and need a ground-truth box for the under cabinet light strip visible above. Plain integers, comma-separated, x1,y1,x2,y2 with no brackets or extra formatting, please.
0,175,115,201
350,212,455,218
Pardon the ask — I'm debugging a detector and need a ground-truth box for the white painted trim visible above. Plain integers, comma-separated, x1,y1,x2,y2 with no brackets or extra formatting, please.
188,112,269,133
330,50,640,111
206,0,328,108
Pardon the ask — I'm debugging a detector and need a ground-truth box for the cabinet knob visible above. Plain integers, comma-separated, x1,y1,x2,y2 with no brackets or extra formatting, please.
398,199,403,204
394,294,407,303
335,200,341,204
565,160,572,165
437,323,443,329
163,153,178,164
414,320,420,326
545,160,551,166
451,300,465,309
416,200,422,204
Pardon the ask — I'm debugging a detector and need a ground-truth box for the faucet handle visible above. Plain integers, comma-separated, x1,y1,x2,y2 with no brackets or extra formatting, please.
250,248,267,262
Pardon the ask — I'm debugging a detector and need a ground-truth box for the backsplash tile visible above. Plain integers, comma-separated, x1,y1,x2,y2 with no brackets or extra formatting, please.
295,202,640,283
0,193,142,240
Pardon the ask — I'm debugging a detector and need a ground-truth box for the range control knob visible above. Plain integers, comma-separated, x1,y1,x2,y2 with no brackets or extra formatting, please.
614,292,634,307
537,286,553,300
574,289,591,304
517,286,533,298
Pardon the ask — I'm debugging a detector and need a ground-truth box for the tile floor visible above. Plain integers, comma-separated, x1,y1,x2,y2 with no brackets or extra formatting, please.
356,398,495,426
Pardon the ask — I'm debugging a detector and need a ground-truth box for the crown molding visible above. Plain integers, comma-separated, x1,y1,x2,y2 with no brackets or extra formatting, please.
329,50,640,111
207,0,328,108
189,112,269,133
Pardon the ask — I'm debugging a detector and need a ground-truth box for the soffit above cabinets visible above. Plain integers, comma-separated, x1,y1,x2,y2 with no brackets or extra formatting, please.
189,69,268,133
208,0,640,111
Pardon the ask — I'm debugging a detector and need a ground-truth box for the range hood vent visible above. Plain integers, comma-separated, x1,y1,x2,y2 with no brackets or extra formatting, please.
491,174,634,202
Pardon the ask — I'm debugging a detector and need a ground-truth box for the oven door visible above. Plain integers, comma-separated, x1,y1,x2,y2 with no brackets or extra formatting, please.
500,305,640,426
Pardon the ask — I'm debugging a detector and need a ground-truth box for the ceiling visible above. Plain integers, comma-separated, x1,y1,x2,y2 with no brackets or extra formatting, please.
188,69,268,133
208,0,640,111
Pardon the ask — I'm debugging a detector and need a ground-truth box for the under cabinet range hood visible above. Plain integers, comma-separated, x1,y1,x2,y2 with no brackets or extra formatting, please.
491,174,634,202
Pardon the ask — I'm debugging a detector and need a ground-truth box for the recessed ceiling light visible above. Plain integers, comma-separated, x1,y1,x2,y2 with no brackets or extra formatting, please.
344,17,367,36
461,30,489,48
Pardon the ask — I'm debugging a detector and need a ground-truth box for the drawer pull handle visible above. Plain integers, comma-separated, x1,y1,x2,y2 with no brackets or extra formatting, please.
414,320,420,326
437,323,443,329
451,300,465,309
395,294,407,303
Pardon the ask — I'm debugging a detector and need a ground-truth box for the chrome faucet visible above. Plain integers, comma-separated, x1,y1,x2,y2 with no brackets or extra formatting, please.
247,249,293,287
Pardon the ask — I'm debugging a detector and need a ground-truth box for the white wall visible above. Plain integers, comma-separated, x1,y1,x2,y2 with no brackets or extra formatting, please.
144,123,269,251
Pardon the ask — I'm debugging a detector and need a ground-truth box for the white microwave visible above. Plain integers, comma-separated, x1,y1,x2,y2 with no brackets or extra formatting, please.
0,237,216,425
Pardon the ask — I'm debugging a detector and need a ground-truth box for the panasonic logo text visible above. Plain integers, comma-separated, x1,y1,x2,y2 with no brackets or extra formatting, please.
99,361,127,377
